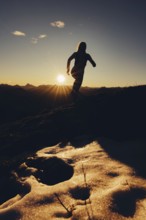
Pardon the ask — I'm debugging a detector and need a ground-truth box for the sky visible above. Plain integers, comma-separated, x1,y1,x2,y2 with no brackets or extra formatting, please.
0,0,146,87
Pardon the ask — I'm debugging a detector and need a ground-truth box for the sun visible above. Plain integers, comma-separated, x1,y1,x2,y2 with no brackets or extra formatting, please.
57,74,66,84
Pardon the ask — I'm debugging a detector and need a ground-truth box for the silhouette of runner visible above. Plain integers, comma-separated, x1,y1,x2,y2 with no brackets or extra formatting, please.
67,42,96,97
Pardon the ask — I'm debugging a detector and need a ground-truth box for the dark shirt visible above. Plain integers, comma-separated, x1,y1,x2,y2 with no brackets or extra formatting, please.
67,52,96,73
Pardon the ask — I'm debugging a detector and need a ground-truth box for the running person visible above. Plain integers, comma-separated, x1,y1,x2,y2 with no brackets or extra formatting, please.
67,42,96,96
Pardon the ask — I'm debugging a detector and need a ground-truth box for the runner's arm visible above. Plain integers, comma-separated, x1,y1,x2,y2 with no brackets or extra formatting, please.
67,53,76,74
88,54,96,67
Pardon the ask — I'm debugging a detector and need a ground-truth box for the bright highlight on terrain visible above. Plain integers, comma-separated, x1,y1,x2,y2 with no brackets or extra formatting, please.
57,74,66,84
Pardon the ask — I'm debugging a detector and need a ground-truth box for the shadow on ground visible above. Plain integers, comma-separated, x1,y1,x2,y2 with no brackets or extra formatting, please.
97,138,146,179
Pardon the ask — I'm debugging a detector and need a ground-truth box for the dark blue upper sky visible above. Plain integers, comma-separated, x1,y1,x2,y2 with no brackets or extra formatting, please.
0,0,146,86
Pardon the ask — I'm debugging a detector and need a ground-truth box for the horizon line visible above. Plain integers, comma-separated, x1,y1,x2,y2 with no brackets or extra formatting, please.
0,83,146,89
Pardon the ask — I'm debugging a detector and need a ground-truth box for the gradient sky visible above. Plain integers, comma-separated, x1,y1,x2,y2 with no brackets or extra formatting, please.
0,0,146,87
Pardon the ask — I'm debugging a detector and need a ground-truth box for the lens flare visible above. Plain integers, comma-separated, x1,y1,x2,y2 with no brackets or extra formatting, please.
57,74,66,84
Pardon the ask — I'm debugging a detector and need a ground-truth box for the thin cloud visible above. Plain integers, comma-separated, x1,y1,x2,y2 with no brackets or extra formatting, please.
50,21,65,28
31,34,47,44
12,30,26,36
31,38,38,44
38,34,47,39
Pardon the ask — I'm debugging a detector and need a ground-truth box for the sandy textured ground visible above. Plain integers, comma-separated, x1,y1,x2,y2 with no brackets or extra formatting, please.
0,136,146,220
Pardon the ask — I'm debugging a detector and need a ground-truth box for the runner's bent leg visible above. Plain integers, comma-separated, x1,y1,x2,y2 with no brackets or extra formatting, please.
72,74,83,93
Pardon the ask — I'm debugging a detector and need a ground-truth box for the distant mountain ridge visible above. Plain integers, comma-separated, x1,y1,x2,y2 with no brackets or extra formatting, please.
0,84,146,126
0,84,146,153
0,84,71,124
0,84,118,124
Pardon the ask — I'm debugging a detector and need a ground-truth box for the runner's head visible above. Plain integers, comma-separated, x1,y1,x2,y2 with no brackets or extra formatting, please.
77,42,86,53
